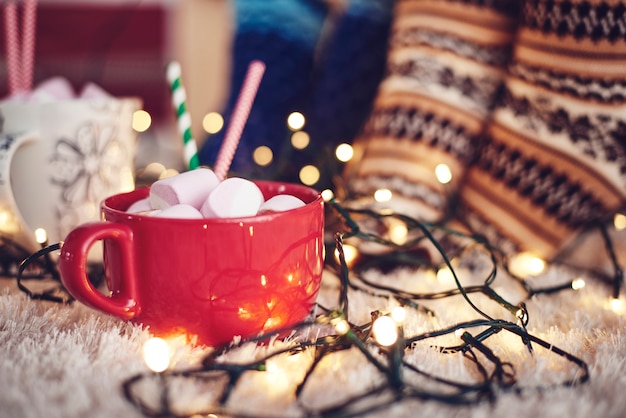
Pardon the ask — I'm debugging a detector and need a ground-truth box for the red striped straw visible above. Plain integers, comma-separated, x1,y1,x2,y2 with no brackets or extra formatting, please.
4,2,20,95
3,0,37,96
21,0,37,92
213,60,266,181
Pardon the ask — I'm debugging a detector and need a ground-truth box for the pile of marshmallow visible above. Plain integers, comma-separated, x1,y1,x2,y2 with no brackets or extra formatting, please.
5,76,113,102
127,168,306,219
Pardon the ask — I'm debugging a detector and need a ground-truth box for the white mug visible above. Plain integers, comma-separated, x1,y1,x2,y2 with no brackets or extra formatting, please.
0,97,141,255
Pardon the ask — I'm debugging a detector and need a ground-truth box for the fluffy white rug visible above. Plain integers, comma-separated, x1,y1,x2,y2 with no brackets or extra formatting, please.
0,257,625,418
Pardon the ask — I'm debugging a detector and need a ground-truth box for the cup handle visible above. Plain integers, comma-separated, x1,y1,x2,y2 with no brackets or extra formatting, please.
0,132,39,251
58,222,140,319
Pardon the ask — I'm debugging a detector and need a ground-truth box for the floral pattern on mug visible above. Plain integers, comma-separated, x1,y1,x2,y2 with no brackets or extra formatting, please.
50,121,125,205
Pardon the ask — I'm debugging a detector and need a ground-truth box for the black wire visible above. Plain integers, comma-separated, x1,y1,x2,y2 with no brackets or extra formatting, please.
1,201,592,418
120,200,591,417
15,242,70,304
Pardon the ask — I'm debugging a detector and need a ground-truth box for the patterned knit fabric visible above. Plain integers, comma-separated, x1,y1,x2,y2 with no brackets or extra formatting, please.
344,0,522,221
460,0,626,259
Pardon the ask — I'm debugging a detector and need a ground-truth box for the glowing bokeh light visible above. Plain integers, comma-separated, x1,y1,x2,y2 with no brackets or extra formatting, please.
321,189,334,201
202,112,224,134
334,244,358,267
508,252,546,277
34,228,47,244
614,213,626,231
391,307,406,324
287,112,305,130
571,278,586,290
142,337,170,373
374,188,392,202
142,162,166,179
132,110,152,132
387,219,408,245
333,319,350,335
372,316,398,347
435,163,452,184
291,131,310,149
299,165,320,186
436,266,455,284
610,298,625,314
159,168,180,180
253,145,273,166
335,143,354,162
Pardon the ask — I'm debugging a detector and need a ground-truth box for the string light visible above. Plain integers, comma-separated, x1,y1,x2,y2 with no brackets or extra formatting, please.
508,252,545,277
374,188,392,203
299,165,320,186
609,298,624,314
252,145,273,166
332,317,351,335
321,189,335,202
132,110,152,132
334,244,358,268
436,266,455,284
386,218,408,245
143,337,171,373
434,163,452,184
0,211,7,225
13,197,619,417
143,162,166,177
335,143,354,162
202,112,224,134
572,278,586,290
34,228,47,245
613,213,626,230
372,316,398,346
391,306,406,324
159,168,180,180
287,112,305,131
291,131,310,150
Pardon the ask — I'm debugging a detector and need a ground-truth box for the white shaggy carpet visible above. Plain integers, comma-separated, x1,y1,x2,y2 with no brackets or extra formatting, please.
0,257,625,418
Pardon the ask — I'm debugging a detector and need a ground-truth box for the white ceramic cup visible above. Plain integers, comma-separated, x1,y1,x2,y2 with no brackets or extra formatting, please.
0,97,141,255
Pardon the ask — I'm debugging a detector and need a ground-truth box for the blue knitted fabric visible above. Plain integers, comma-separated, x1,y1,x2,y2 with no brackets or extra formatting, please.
199,0,395,185
199,0,326,176
307,0,394,147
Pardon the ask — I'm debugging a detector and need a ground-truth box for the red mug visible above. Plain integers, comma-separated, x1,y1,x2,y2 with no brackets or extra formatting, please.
58,181,325,346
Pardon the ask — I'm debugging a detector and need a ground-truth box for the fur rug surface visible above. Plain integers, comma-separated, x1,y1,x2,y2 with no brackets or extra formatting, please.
1,260,625,418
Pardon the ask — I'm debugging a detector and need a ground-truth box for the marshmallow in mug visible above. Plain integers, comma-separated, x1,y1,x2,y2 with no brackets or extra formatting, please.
6,76,113,102
152,204,203,219
128,167,306,219
149,168,219,210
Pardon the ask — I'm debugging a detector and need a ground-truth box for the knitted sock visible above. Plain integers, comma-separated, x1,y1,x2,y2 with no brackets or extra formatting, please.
343,0,521,222
460,0,626,261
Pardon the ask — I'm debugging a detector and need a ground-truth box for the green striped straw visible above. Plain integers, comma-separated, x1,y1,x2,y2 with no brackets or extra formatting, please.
167,61,201,170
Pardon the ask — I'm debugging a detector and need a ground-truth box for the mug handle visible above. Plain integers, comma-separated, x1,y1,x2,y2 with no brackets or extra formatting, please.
58,222,141,319
0,132,39,251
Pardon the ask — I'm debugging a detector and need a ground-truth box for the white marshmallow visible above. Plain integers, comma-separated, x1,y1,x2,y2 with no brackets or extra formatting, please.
200,177,264,218
150,168,219,210
150,204,203,219
79,82,112,99
259,194,305,213
29,76,75,102
126,197,153,213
